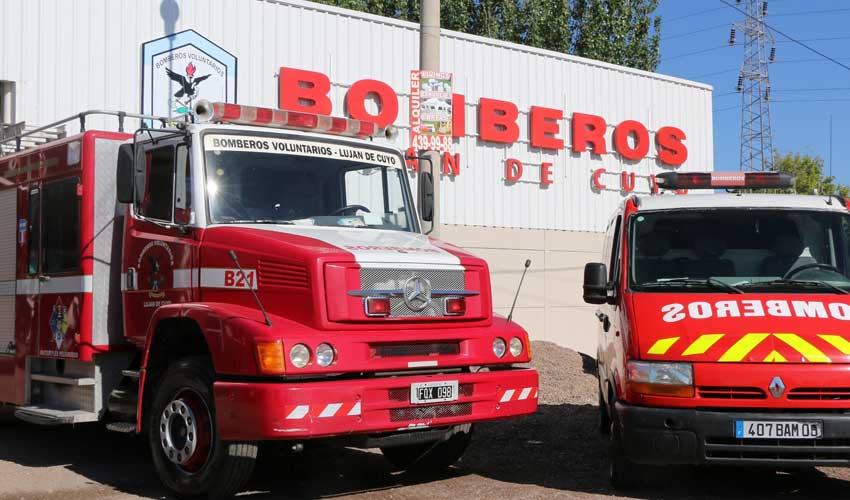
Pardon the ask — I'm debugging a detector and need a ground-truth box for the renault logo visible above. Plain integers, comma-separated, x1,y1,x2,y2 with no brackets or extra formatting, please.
403,277,432,312
768,376,786,399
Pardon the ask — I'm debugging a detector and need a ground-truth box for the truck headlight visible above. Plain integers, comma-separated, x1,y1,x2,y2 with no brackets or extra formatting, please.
315,343,335,367
290,344,311,368
509,337,523,357
627,361,694,398
492,337,507,358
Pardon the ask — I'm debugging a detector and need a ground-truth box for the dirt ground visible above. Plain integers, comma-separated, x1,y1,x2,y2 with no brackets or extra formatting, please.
1,341,850,500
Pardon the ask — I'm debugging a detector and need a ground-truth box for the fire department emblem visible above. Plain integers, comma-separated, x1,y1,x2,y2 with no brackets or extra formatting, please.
165,62,211,114
49,303,69,350
403,277,432,312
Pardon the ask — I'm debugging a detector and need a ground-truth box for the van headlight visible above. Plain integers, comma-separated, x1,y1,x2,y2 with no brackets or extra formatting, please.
627,361,694,397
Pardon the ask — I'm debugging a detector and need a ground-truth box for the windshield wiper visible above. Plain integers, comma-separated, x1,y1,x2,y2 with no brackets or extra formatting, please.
217,219,296,225
749,278,850,295
642,277,744,294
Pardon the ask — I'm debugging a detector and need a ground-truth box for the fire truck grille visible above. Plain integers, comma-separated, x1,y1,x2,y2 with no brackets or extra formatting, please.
705,436,850,462
387,384,473,402
360,268,464,318
389,403,473,422
372,342,460,358
787,388,850,401
258,260,309,289
698,386,767,400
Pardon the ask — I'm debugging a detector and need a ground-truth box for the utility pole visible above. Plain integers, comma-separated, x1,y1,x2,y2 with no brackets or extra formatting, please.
420,0,441,238
731,0,776,171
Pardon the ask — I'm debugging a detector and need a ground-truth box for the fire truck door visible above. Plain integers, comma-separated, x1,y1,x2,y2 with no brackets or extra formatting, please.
0,186,20,403
36,176,84,360
122,143,196,344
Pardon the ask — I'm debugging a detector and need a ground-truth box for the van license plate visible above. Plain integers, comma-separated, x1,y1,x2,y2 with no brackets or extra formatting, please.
410,381,459,404
735,420,822,439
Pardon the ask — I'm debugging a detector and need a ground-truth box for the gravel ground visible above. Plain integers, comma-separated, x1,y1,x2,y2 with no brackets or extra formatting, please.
1,341,849,499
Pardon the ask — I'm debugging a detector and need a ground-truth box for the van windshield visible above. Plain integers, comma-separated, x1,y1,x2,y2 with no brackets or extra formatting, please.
202,133,415,232
630,209,850,293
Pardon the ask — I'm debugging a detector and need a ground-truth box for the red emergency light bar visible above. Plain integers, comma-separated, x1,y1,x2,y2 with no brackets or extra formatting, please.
655,171,795,190
194,100,393,139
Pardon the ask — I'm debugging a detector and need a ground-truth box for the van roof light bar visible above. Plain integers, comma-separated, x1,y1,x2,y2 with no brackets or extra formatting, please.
194,100,393,140
655,171,795,190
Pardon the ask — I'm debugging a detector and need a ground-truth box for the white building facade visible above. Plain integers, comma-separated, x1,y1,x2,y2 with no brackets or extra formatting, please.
0,0,713,354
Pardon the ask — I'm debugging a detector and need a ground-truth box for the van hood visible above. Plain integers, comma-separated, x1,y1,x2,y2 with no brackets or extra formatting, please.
631,293,850,364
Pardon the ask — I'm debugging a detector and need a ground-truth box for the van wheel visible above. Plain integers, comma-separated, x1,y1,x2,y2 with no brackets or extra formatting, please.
609,409,642,489
148,356,257,499
380,425,472,472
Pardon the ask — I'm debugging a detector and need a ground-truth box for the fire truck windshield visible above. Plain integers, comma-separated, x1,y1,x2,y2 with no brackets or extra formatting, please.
630,209,850,293
202,134,415,232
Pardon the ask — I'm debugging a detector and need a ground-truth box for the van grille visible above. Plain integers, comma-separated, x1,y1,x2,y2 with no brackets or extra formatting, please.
698,386,767,400
705,436,850,462
788,388,850,401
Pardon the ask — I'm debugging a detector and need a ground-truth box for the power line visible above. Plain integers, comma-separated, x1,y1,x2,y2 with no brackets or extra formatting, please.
719,0,850,73
666,6,727,23
714,87,850,98
715,98,850,112
770,7,850,18
685,58,850,80
666,22,728,41
664,44,730,62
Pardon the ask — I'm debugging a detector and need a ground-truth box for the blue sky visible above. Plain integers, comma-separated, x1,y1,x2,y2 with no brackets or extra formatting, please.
655,0,850,182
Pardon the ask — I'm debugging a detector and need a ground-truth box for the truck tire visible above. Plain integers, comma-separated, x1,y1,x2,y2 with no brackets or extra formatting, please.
609,409,642,489
380,425,472,472
148,356,257,499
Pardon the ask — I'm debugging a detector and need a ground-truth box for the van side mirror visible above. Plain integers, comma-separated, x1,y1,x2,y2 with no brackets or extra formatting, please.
419,171,434,222
583,262,611,304
116,144,135,204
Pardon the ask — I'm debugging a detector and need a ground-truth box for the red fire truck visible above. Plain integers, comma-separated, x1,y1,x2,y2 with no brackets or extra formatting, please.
585,171,850,487
0,101,538,498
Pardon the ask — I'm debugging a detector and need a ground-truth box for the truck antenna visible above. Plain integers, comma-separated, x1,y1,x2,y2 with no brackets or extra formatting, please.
228,250,272,327
507,259,532,323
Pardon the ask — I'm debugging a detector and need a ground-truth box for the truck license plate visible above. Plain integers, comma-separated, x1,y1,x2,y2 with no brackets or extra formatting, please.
735,420,823,439
410,381,459,404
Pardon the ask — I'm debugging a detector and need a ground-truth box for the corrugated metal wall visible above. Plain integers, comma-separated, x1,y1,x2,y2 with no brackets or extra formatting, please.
1,0,713,233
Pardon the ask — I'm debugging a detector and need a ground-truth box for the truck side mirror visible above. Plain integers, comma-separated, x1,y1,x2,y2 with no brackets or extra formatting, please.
583,262,611,304
419,171,434,222
116,144,135,204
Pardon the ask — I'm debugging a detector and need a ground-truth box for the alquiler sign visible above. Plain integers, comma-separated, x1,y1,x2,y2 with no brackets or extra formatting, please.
277,66,688,192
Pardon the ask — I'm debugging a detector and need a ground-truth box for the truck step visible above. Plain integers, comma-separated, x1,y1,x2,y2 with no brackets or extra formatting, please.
14,405,100,426
105,422,136,433
107,387,138,418
121,370,140,380
30,373,96,386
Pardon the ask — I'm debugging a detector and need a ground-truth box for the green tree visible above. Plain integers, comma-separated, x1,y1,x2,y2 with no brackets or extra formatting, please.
471,0,521,43
441,0,473,32
772,150,850,196
571,0,661,71
522,0,571,52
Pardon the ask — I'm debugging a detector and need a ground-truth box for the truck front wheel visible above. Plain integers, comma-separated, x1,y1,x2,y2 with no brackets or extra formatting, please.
380,425,472,472
148,356,257,498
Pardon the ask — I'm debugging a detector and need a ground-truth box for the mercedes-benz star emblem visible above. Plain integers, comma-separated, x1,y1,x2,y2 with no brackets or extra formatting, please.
403,276,432,312
768,376,786,399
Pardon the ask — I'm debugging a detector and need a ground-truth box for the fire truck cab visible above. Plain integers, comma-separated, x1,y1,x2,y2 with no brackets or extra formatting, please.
0,102,538,498
586,171,850,487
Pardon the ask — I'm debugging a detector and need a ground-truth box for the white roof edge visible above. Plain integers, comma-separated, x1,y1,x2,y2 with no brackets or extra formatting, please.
635,193,848,212
269,0,713,92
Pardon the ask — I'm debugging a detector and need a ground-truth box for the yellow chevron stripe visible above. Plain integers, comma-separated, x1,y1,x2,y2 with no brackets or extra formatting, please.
681,334,725,356
774,333,831,363
819,334,850,355
647,337,679,355
718,333,769,362
763,350,787,363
